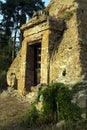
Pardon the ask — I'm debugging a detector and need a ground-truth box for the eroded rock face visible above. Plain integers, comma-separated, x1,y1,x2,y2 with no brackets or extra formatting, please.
7,0,87,94
7,9,65,93
48,0,87,84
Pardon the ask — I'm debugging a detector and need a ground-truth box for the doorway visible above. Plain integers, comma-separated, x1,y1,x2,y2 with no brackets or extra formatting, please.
34,43,41,86
26,42,41,88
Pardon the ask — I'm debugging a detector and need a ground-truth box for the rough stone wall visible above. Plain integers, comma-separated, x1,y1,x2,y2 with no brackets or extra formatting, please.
21,16,50,89
48,0,77,17
50,14,81,84
7,0,87,93
22,16,64,88
76,0,87,81
7,49,22,89
6,13,51,93
7,42,27,93
48,0,87,84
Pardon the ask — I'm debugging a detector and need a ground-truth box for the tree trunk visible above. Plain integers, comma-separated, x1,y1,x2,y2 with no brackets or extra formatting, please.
12,28,17,61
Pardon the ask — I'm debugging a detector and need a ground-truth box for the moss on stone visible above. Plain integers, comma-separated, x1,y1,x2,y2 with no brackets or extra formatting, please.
59,9,76,21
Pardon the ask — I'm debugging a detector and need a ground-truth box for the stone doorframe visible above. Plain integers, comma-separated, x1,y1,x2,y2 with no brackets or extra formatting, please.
24,31,50,91
20,11,65,91
7,10,65,94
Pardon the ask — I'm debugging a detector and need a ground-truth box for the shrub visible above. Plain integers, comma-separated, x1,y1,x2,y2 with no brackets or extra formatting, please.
21,106,39,128
38,83,82,123
21,82,83,128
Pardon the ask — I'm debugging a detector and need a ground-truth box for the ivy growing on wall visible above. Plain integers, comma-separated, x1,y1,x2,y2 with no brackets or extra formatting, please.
21,83,83,128
37,83,82,123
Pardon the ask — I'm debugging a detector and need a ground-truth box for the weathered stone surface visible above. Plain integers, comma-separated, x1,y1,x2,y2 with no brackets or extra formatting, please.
0,90,10,98
72,89,87,108
26,92,38,103
35,102,42,111
7,0,87,94
7,49,22,88
49,0,87,84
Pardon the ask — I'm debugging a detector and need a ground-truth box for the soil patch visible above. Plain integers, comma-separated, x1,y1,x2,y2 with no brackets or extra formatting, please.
0,90,31,130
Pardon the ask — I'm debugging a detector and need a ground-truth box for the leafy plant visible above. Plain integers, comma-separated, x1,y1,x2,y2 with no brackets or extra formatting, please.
38,83,82,123
72,82,87,94
21,82,83,128
21,106,39,128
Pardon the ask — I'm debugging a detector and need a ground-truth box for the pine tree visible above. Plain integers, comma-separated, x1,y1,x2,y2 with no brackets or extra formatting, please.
0,0,45,60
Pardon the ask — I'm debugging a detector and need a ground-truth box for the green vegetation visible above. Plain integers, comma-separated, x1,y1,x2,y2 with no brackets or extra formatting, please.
66,118,87,130
38,83,82,123
59,10,76,20
0,0,45,59
0,29,12,89
0,0,45,89
21,83,84,128
21,106,39,128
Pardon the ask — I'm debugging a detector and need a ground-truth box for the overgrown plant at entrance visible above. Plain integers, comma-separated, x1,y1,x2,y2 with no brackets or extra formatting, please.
21,83,83,128
21,106,39,128
37,83,82,123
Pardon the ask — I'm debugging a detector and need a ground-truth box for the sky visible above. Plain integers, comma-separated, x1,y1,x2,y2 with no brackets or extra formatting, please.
44,0,50,6
0,0,51,22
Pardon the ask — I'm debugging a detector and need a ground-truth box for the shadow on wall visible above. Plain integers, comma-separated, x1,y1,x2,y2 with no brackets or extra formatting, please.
47,20,66,83
49,21,66,60
75,0,87,81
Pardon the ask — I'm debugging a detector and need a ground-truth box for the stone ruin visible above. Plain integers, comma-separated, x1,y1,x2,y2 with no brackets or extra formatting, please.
7,0,87,94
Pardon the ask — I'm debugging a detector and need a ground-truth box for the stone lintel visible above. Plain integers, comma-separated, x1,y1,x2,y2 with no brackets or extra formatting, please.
21,15,47,30
22,18,64,38
21,14,64,33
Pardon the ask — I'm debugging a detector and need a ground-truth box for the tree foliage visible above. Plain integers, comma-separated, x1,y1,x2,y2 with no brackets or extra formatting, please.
0,0,45,88
0,27,12,73
0,27,12,88
0,0,45,59
1,0,45,27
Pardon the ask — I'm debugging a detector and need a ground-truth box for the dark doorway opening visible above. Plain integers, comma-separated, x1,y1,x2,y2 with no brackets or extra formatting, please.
26,42,41,88
34,43,41,86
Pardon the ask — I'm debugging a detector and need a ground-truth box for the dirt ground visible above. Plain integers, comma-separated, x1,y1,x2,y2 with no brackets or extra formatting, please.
0,90,55,130
1,90,85,130
0,92,31,130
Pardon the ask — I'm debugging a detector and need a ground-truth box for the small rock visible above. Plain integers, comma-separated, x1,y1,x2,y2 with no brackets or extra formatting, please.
0,90,10,98
35,102,42,111
56,120,66,130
